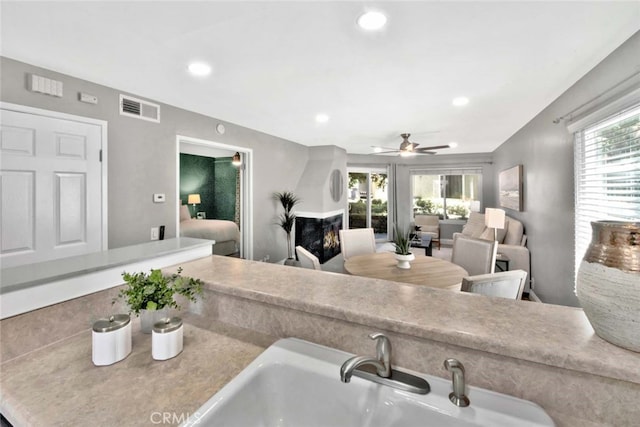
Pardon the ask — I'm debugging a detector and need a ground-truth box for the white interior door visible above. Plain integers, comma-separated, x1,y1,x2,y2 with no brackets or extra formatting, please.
1,106,106,268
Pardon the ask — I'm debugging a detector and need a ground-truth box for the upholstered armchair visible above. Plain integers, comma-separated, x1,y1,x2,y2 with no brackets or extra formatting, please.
453,212,530,282
413,214,440,249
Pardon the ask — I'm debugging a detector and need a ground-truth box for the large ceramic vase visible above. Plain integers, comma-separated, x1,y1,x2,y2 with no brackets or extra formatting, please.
395,253,415,270
139,308,169,334
576,221,640,352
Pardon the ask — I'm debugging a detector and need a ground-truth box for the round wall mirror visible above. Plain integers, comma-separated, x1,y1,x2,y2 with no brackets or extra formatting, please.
329,169,344,202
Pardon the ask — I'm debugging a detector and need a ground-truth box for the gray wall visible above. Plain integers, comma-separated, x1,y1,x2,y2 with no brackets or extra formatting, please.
492,31,640,306
0,56,311,262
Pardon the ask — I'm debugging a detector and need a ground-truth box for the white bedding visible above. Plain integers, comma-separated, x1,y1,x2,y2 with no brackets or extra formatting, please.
180,219,240,255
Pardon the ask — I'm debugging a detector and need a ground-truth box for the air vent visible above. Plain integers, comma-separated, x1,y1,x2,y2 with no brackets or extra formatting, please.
119,94,160,123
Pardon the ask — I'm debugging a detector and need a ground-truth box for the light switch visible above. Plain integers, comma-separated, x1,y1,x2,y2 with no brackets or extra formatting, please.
153,193,165,203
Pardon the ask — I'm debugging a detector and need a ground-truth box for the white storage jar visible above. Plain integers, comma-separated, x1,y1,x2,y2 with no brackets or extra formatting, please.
92,314,132,366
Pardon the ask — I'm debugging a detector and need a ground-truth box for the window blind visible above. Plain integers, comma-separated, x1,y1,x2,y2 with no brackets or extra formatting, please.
574,103,640,275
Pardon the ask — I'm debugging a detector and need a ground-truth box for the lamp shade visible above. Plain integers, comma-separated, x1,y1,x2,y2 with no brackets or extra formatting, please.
485,208,506,229
187,194,201,205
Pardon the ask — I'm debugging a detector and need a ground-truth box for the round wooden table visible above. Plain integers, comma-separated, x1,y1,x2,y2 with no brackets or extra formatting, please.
344,252,468,290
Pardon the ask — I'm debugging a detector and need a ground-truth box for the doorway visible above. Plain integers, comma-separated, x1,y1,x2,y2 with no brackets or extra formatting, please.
347,167,389,241
176,136,253,259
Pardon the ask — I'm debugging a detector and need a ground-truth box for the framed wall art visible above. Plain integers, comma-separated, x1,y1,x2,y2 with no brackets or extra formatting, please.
499,165,523,211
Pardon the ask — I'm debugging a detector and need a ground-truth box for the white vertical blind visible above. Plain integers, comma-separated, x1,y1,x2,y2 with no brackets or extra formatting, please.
574,103,640,275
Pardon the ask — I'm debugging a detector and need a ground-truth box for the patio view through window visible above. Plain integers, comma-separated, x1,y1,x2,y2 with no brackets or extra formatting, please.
348,170,388,241
411,172,481,220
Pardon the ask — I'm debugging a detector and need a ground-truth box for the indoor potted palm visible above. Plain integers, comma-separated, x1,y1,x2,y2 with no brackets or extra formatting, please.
393,224,415,269
114,267,203,333
274,191,300,265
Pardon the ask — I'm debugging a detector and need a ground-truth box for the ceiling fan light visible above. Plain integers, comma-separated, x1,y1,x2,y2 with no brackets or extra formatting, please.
448,142,458,148
400,151,415,157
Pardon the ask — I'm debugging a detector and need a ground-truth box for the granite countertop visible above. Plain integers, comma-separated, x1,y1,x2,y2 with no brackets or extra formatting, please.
0,318,275,426
176,256,640,386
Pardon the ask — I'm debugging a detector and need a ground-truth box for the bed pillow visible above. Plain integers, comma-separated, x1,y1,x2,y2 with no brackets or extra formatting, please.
180,205,191,222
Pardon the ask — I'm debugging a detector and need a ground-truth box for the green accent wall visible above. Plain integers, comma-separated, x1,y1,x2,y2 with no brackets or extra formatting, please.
180,153,236,220
213,158,237,221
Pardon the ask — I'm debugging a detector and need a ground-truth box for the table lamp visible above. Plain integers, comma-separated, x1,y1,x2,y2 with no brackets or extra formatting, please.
485,208,505,241
187,193,201,218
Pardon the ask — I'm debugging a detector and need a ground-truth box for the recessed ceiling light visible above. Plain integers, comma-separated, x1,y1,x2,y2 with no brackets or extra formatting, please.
188,62,211,76
452,97,469,107
315,113,330,123
357,11,387,31
448,142,459,148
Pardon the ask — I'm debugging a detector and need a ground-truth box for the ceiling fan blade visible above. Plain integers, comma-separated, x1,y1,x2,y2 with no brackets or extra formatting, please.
373,150,401,155
372,146,400,151
415,151,436,155
415,144,451,152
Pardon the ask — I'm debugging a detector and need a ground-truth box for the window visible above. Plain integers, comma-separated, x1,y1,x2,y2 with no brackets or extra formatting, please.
574,102,640,275
411,168,482,220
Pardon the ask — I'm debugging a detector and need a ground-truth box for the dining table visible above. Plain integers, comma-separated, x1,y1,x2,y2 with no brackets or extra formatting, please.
343,252,468,290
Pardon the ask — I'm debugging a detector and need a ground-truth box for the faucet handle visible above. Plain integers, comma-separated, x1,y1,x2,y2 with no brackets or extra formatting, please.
368,333,391,377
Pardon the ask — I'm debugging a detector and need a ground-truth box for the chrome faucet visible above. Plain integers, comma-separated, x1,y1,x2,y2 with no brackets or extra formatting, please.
340,333,430,394
340,333,392,382
444,358,470,407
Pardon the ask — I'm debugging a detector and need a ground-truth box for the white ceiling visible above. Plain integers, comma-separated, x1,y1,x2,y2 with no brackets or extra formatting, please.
1,1,639,155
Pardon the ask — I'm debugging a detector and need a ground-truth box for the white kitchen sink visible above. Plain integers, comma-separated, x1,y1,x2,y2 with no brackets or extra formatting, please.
183,338,555,427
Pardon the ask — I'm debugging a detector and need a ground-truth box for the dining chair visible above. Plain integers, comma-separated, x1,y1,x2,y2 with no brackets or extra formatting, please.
451,234,498,276
461,270,528,300
296,245,322,270
339,228,376,260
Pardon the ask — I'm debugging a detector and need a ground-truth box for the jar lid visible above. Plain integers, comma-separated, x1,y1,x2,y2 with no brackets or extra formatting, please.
153,317,183,334
93,314,130,332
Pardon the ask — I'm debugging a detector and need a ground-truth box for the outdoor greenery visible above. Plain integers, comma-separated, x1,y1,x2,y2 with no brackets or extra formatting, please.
348,173,387,189
413,196,470,219
446,204,470,219
114,267,204,315
349,199,388,232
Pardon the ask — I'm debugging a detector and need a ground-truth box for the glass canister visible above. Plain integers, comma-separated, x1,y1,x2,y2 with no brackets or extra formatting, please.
576,221,640,352
92,314,132,366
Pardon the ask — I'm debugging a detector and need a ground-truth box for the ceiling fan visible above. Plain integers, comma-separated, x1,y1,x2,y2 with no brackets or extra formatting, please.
372,133,455,156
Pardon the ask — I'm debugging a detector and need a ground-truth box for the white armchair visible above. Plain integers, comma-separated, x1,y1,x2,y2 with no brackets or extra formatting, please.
413,214,440,249
461,270,528,300
453,212,530,284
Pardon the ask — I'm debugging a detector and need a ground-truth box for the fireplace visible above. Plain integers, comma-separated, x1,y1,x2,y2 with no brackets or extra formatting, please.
295,210,344,264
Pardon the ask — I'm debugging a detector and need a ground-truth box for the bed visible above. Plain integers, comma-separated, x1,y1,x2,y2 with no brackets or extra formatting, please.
179,205,240,256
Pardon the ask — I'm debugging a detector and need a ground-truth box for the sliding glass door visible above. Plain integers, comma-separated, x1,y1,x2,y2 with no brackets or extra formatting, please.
347,167,389,241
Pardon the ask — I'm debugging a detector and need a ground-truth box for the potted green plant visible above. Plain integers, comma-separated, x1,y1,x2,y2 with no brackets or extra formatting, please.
114,267,203,333
393,224,415,269
273,191,300,265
